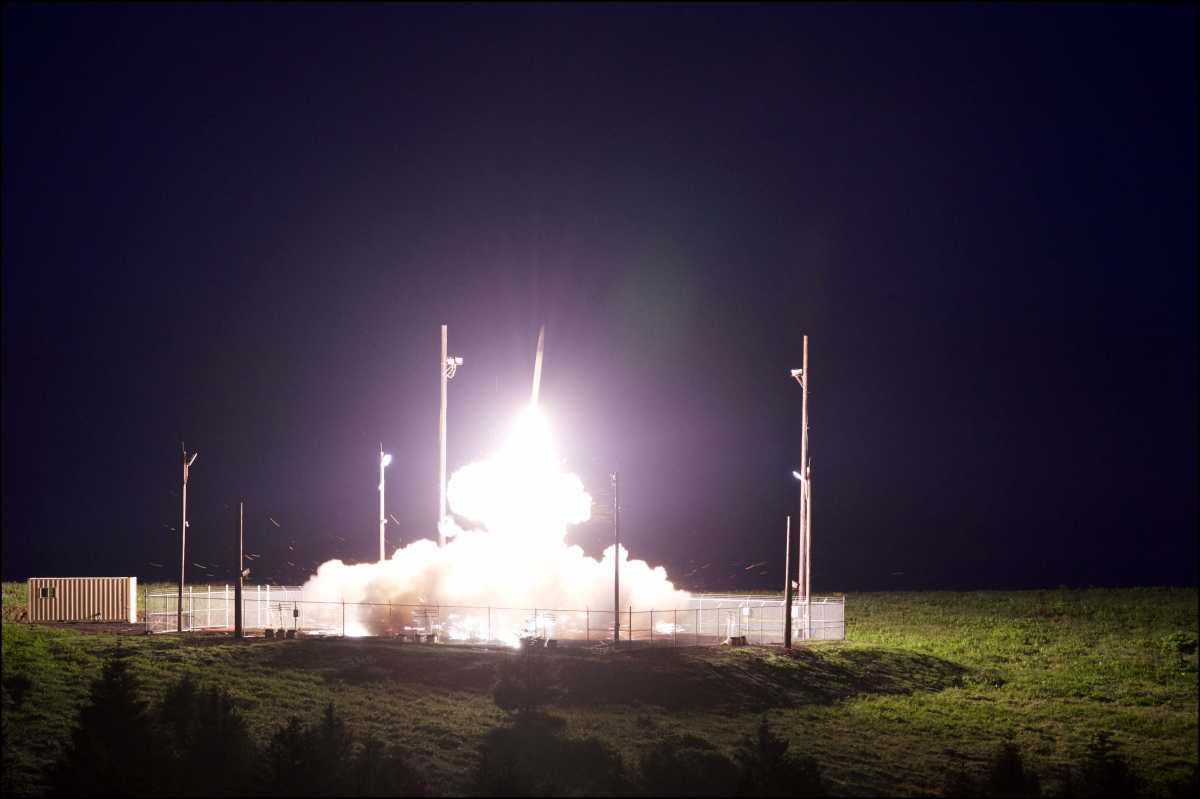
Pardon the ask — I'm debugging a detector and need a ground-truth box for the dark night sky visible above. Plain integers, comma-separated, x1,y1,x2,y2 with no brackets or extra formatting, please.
3,3,1196,591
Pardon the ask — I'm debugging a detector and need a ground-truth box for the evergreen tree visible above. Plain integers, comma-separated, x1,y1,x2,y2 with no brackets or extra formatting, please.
261,716,318,796
158,674,255,796
639,734,740,796
734,717,826,797
350,732,426,797
48,655,164,795
1071,732,1144,798
984,743,1041,798
259,703,356,796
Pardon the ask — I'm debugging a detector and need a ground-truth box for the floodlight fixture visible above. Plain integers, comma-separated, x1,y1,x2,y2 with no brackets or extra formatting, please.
381,452,392,468
792,470,803,481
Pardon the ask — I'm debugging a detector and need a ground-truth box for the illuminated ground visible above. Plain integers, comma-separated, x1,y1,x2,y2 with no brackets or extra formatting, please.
2,585,1196,796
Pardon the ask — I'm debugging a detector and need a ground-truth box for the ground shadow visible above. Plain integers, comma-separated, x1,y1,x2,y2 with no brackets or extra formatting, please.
259,638,966,712
555,645,967,711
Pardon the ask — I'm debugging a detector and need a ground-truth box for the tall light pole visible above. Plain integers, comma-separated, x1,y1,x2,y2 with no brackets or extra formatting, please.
791,334,811,638
437,324,463,547
379,445,392,562
612,470,620,645
178,444,197,633
235,498,245,639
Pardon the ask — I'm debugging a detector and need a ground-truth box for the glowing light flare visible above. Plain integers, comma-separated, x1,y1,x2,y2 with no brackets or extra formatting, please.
300,404,692,640
343,620,371,638
447,404,591,546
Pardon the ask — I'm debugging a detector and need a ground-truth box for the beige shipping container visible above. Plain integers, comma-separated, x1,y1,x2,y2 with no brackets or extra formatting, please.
27,577,138,624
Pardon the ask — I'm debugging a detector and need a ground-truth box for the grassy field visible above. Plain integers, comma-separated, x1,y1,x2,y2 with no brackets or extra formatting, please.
2,585,1196,795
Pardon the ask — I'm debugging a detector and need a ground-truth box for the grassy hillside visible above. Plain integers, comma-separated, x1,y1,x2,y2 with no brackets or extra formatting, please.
2,585,1196,796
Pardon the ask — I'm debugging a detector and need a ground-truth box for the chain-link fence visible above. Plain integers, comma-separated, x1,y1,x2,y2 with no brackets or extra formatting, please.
146,587,844,644
147,585,303,634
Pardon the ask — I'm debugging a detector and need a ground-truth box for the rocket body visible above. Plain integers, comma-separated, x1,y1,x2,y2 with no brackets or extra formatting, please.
531,324,545,405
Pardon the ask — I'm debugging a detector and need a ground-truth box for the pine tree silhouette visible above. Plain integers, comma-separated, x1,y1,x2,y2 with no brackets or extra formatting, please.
49,654,164,795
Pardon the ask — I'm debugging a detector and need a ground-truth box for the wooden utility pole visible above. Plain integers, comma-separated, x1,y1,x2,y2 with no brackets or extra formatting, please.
799,337,811,637
612,471,620,644
801,335,811,633
784,515,793,649
178,444,197,633
235,498,244,638
438,324,448,547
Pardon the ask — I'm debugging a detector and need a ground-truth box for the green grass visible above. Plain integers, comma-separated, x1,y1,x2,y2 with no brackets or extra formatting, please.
2,584,1196,796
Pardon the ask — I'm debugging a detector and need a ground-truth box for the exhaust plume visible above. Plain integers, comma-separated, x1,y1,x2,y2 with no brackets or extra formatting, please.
301,405,690,641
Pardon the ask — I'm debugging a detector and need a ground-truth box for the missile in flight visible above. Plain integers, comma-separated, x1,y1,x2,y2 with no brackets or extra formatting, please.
531,324,545,405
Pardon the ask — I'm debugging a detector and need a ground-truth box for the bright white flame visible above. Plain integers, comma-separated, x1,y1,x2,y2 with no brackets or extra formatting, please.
343,620,371,638
301,404,690,641
655,621,682,636
448,406,591,547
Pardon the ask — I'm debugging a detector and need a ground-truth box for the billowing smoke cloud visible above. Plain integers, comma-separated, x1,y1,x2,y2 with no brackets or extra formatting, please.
301,405,689,641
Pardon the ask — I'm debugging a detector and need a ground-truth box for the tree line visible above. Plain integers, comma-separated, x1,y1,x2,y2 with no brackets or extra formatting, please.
14,648,1197,797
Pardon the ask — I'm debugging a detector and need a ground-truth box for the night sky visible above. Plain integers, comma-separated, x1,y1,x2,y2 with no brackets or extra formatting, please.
3,3,1196,592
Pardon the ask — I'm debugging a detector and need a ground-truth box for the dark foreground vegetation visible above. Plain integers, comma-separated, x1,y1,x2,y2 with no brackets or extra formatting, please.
3,587,1196,796
36,655,425,796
